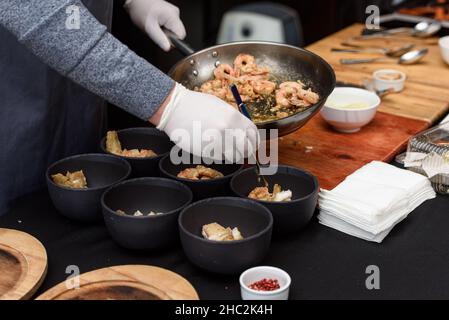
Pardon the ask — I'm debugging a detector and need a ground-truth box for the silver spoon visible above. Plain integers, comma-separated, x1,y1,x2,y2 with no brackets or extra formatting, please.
332,43,415,57
336,80,396,98
413,21,442,38
340,48,428,65
354,21,441,40
387,21,442,37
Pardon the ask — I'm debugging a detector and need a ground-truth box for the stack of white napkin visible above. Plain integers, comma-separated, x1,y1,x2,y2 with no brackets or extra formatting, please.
317,161,436,243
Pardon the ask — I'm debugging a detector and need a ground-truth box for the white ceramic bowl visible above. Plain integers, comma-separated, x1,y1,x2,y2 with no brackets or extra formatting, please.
321,87,381,133
240,266,291,300
439,36,449,66
373,69,406,93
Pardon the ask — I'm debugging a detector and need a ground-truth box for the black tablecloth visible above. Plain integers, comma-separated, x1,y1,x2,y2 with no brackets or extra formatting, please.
1,183,449,300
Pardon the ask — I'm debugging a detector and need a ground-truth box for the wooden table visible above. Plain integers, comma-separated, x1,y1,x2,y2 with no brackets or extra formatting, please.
307,23,449,123
278,23,449,189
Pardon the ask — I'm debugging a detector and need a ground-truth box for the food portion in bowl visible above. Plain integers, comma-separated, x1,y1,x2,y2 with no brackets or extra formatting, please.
377,72,402,81
177,165,224,180
248,184,292,202
202,222,244,241
179,197,273,274
102,177,193,250
230,166,319,235
51,170,87,189
321,87,381,133
240,266,291,300
47,154,131,222
372,69,406,93
116,209,163,217
325,101,370,110
248,278,280,292
196,53,320,123
106,131,157,158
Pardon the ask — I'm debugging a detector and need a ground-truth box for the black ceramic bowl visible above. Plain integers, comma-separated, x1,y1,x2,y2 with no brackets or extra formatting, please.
230,165,319,236
100,127,174,177
102,177,193,250
179,197,273,274
46,154,131,222
159,154,244,200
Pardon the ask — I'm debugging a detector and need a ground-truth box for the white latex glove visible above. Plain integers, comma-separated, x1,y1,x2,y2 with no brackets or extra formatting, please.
124,0,186,51
157,84,259,162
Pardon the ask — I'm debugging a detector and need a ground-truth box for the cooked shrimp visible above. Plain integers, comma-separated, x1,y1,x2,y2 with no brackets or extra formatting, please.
275,86,297,107
234,54,256,74
214,64,237,81
248,187,271,201
297,88,320,104
251,80,276,95
247,66,270,77
279,81,303,90
198,54,319,123
248,184,292,202
239,74,267,82
288,96,310,107
276,81,320,107
200,79,222,91
225,88,250,103
238,82,256,98
200,79,227,100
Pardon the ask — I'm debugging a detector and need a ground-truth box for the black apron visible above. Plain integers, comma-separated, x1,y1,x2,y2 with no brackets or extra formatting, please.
0,0,114,215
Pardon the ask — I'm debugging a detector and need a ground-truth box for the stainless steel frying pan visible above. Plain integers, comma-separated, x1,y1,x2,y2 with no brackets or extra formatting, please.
166,34,336,137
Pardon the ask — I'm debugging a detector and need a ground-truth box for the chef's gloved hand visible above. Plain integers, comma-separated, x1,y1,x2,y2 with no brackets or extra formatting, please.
156,84,259,162
124,0,186,52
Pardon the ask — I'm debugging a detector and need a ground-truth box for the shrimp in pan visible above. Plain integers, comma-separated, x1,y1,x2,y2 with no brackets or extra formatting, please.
198,53,320,123
251,80,276,95
234,54,256,74
200,79,227,100
213,64,237,81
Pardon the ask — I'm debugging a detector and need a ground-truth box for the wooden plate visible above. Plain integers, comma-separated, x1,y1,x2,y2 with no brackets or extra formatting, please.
36,265,199,300
0,228,48,300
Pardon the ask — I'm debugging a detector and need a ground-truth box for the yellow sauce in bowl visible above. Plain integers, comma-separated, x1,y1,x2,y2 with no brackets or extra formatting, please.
326,101,370,110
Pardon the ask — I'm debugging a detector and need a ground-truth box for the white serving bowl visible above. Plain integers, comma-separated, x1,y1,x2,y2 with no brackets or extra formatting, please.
321,87,381,133
373,69,406,93
439,36,449,66
240,266,291,300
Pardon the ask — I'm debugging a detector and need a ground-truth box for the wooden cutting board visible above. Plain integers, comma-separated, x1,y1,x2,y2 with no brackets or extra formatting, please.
307,23,449,124
278,111,429,190
36,265,199,300
0,228,47,300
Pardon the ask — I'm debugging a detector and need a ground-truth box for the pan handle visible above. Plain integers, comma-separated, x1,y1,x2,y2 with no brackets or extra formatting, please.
163,29,195,56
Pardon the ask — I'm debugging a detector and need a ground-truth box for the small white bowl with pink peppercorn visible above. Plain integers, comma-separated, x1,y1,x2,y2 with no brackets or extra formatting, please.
239,266,291,300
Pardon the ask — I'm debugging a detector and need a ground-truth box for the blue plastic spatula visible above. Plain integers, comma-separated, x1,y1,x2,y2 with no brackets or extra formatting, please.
230,84,269,188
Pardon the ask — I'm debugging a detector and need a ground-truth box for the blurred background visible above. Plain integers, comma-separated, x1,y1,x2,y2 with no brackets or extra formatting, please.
108,0,446,127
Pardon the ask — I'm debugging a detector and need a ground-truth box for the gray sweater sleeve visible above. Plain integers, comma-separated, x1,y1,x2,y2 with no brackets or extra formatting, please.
0,0,175,120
